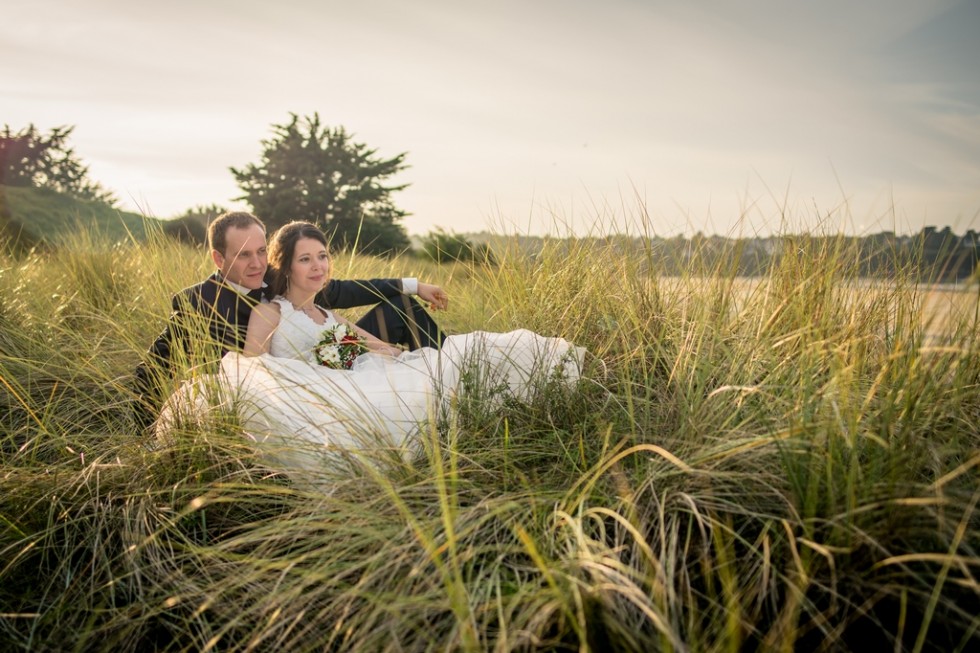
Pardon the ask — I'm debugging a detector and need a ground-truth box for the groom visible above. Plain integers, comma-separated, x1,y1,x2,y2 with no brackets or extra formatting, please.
134,211,446,428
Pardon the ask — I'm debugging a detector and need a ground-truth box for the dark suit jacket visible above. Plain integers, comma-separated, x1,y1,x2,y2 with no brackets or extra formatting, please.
133,272,403,414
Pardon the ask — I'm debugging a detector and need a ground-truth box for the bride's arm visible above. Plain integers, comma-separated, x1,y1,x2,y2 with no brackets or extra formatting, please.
244,303,281,356
330,312,402,357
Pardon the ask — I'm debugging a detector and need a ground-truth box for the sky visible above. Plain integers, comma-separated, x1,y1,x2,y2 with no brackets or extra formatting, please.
3,0,979,238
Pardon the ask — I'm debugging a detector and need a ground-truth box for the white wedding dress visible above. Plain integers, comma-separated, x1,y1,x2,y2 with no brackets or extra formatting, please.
158,297,585,473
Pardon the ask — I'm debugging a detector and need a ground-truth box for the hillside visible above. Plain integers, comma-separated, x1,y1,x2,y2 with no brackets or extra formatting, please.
0,185,159,248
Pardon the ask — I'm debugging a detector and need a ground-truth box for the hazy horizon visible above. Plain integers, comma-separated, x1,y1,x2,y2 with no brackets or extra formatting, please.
3,0,978,238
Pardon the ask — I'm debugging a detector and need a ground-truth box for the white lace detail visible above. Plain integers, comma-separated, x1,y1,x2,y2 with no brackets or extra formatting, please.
269,296,339,362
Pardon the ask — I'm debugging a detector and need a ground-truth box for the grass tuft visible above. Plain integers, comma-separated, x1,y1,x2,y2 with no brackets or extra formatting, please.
1,218,978,651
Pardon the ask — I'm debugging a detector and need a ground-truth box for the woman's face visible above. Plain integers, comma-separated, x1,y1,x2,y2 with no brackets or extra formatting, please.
287,236,331,296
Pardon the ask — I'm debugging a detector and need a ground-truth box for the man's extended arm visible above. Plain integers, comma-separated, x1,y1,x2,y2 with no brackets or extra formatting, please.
317,278,404,309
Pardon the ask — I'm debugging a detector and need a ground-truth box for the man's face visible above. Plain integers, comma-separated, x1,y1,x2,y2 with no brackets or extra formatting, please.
212,224,268,289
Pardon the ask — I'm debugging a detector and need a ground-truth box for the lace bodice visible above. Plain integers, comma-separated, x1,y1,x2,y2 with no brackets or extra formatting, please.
269,297,340,362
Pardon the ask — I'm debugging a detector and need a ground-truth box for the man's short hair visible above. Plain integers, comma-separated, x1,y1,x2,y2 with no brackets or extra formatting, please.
208,212,265,255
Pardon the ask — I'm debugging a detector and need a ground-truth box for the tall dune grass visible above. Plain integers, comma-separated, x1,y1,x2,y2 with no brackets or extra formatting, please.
1,223,978,652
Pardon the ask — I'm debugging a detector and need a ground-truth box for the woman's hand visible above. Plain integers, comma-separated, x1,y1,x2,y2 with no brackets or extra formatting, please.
373,344,403,357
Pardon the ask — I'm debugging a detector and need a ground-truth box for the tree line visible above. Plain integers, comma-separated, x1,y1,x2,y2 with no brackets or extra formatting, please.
2,114,413,255
2,118,977,279
663,228,980,283
477,228,979,283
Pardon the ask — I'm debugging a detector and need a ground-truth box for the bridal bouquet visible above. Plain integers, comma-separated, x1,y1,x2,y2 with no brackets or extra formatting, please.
313,323,367,370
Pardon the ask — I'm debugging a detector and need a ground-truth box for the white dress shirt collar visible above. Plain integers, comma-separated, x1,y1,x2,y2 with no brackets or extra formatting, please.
217,273,266,297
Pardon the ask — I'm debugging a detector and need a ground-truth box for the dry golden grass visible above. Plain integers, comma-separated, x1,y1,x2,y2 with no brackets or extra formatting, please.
0,225,977,652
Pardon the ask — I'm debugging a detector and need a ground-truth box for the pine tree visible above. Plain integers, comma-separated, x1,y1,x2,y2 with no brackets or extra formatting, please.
0,124,115,204
231,113,410,254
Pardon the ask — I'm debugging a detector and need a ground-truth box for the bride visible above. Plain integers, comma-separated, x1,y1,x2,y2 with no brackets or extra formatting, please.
161,221,585,472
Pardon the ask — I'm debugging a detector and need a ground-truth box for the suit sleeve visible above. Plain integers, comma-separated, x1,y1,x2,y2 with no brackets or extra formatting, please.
318,278,403,309
132,293,192,427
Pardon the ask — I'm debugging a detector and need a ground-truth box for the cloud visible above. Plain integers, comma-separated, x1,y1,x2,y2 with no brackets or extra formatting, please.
2,0,976,233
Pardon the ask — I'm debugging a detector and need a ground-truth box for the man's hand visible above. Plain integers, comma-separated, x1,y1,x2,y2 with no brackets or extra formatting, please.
417,283,448,311
375,344,403,357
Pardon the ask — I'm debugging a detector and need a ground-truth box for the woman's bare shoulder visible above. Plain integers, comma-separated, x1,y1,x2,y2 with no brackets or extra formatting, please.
253,300,282,320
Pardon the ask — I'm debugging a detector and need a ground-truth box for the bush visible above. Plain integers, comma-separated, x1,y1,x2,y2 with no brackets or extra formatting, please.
419,228,494,264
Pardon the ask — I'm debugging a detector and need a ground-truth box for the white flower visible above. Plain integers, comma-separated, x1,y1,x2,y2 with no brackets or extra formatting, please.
317,345,341,366
332,324,350,341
